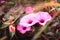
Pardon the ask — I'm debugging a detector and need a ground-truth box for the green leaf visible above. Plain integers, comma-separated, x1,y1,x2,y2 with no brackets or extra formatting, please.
57,0,60,3
1,23,8,29
10,32,15,39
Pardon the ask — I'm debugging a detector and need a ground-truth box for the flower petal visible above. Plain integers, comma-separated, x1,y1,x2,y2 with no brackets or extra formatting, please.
19,13,38,26
35,12,52,25
17,24,31,34
25,6,35,14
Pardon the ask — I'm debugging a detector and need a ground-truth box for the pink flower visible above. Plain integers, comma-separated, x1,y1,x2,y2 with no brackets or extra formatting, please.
0,0,6,3
20,13,38,27
35,12,52,25
17,24,31,34
17,12,52,34
24,6,35,14
9,25,15,32
17,13,37,34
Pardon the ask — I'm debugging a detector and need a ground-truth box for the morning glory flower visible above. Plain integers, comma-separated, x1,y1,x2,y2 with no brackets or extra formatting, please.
19,13,38,27
17,24,31,34
17,11,52,34
24,6,35,14
17,13,37,34
35,12,52,25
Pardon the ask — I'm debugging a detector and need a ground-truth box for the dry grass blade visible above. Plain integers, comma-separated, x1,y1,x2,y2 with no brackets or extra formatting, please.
3,5,24,25
33,2,60,12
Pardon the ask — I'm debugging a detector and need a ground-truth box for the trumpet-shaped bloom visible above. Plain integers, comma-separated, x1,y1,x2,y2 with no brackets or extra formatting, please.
17,13,37,34
20,13,38,27
17,24,31,34
35,12,52,25
17,11,52,34
25,6,35,14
